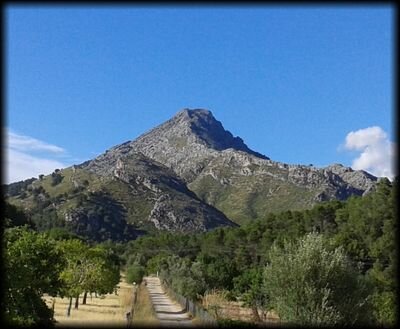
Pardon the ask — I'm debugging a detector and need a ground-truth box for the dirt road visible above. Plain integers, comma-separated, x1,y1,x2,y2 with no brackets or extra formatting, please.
144,276,193,327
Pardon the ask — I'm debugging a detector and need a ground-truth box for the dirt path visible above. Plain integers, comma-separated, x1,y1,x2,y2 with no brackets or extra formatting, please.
144,276,193,327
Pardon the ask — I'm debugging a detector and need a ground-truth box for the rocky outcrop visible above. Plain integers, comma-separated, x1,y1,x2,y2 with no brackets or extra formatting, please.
62,195,141,242
84,151,237,232
148,193,236,232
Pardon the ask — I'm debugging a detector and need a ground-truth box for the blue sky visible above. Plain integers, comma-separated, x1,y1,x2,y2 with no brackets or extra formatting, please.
5,5,395,183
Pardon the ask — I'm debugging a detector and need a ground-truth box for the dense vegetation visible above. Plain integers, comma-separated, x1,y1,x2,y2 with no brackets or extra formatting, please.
3,177,37,197
120,178,397,326
3,177,396,326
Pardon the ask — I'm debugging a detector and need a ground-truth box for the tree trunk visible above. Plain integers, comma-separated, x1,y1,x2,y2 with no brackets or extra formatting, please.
51,298,55,319
251,304,262,323
82,292,87,305
133,290,137,304
67,297,73,317
74,294,79,309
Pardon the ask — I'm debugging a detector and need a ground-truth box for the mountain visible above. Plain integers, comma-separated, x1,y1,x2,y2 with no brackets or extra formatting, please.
5,108,377,240
104,109,268,182
103,108,377,224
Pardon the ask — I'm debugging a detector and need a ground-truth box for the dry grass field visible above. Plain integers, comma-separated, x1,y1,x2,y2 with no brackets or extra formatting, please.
201,289,280,324
44,275,135,327
43,276,280,327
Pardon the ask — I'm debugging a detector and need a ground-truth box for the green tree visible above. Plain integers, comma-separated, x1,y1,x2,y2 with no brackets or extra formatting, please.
81,246,120,304
57,239,90,315
198,252,238,291
264,233,372,326
4,201,35,228
233,267,266,322
333,178,397,325
126,264,146,285
51,170,63,186
3,227,65,326
146,252,170,274
161,255,207,300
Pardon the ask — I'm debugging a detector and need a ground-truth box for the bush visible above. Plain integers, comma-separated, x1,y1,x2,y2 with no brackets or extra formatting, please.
217,318,254,327
126,264,145,284
51,172,63,186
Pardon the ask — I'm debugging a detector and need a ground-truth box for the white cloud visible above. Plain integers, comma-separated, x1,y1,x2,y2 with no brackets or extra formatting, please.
343,126,396,179
4,129,70,183
6,128,65,153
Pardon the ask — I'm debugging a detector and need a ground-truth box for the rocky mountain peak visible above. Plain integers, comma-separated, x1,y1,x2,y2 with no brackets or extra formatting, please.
114,108,267,182
176,108,268,159
145,108,268,157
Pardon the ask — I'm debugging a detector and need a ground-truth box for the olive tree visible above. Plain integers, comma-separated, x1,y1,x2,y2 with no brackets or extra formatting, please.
57,240,120,314
263,233,372,326
57,239,89,315
233,267,267,322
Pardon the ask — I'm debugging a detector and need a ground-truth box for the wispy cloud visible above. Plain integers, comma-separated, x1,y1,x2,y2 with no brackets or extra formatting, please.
5,128,70,183
7,130,66,153
343,126,396,179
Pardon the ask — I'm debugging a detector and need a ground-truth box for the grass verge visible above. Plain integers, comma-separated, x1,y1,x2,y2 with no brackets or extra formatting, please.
131,282,159,327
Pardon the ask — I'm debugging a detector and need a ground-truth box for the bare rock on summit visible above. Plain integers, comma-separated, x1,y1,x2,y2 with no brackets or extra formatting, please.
127,108,268,182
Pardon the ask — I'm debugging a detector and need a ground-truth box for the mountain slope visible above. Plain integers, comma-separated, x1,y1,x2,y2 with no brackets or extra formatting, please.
84,151,236,231
6,151,237,241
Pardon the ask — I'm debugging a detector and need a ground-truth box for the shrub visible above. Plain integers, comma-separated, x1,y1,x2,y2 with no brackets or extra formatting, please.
126,264,145,285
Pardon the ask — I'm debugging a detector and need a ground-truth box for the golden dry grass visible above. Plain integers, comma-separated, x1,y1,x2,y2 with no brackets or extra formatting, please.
201,289,280,324
44,275,135,327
